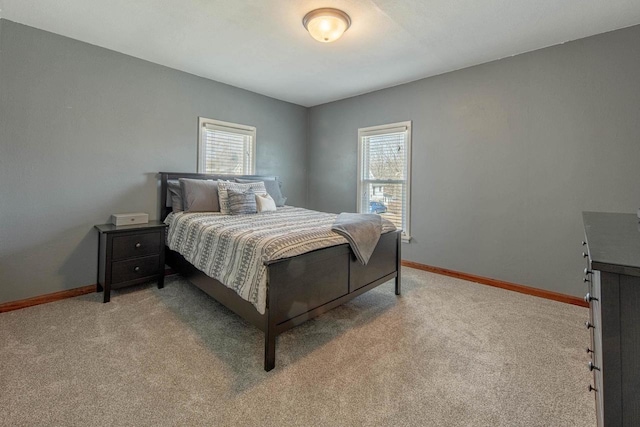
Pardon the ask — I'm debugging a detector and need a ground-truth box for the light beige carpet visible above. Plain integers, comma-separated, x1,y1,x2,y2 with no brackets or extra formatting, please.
0,267,595,426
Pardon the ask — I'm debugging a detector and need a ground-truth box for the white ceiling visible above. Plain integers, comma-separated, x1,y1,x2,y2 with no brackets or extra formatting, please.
2,0,640,107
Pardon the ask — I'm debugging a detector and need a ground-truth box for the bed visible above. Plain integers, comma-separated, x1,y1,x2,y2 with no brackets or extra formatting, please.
160,172,401,371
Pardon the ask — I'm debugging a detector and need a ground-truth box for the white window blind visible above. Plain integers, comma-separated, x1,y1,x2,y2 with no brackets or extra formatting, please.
357,121,412,241
197,118,256,174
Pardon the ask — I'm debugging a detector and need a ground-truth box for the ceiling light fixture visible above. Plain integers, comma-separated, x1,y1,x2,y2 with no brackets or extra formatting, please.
303,8,351,43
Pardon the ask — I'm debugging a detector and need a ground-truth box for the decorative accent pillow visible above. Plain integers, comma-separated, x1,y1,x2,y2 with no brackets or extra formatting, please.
179,178,220,212
218,180,267,214
227,188,257,215
235,178,287,206
255,193,277,212
236,178,287,206
167,180,183,212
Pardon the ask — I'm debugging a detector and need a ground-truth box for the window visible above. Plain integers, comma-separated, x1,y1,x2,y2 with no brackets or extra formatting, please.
198,117,256,174
357,121,412,241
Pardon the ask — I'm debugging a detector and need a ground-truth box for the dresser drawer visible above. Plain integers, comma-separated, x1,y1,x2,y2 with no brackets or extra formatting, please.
112,231,161,260
111,255,160,284
594,357,604,427
591,272,602,365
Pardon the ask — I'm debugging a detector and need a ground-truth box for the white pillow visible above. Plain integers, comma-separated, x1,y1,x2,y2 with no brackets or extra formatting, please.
255,193,277,212
218,180,267,214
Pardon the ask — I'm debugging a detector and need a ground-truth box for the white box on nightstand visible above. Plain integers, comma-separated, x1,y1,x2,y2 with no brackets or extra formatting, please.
110,212,149,226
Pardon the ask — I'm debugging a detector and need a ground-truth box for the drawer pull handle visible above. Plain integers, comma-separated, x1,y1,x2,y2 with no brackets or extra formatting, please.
582,252,589,258
588,361,600,372
584,293,598,303
134,266,140,272
135,242,142,248
583,277,590,283
584,268,593,275
586,347,593,354
588,384,597,392
585,321,594,329
582,241,587,246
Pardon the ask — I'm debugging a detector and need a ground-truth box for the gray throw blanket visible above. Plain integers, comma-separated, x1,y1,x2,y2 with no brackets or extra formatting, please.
331,213,383,265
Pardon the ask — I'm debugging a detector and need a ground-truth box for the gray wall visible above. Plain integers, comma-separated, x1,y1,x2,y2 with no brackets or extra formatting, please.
0,20,308,303
308,25,640,297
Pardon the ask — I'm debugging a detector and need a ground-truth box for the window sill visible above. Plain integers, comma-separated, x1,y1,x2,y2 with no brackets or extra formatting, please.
401,235,412,243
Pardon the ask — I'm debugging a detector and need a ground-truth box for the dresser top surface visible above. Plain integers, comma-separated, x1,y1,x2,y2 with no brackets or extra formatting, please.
583,212,640,274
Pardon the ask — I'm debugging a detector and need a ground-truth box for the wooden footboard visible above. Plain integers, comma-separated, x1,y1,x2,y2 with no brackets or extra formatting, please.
263,230,400,370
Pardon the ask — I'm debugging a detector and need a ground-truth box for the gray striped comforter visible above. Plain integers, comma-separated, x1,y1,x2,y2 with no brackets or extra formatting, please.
165,207,396,314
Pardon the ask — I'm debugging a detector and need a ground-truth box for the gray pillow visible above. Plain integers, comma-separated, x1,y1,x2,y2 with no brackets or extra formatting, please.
179,178,220,212
218,180,266,214
227,188,257,215
167,180,183,212
235,178,287,207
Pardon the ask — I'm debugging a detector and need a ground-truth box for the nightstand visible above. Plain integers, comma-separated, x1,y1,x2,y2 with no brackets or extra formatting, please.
94,221,168,303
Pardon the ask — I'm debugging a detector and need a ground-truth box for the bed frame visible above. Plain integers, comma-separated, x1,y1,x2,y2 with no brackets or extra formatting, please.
160,172,401,371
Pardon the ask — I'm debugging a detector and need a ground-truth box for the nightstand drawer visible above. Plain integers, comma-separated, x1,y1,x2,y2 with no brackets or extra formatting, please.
111,255,160,284
112,232,161,260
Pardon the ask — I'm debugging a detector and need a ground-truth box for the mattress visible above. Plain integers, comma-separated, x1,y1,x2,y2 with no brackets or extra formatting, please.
165,206,396,314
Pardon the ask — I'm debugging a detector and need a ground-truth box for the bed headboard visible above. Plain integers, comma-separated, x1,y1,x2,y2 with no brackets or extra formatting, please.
159,172,279,220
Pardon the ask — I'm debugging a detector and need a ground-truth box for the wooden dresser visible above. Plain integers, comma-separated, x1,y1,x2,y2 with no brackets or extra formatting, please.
582,212,640,426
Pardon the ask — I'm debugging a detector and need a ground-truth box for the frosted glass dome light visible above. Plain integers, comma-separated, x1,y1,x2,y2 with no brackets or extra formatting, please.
303,8,351,43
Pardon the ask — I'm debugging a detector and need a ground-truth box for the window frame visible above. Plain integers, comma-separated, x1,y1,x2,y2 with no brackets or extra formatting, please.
197,117,257,175
357,120,412,242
